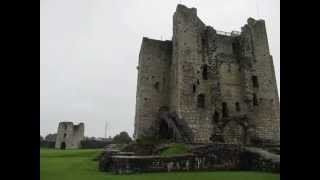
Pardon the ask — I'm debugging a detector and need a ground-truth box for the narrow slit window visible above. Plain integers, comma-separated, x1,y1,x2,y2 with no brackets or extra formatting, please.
192,84,196,93
222,102,229,117
213,111,219,123
232,42,237,54
253,93,258,106
154,82,159,91
202,64,208,80
235,102,241,112
252,76,259,88
197,94,205,108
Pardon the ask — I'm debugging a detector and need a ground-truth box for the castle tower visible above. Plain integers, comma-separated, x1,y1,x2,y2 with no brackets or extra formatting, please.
134,38,172,138
55,122,85,149
170,5,214,142
134,4,279,145
239,18,280,143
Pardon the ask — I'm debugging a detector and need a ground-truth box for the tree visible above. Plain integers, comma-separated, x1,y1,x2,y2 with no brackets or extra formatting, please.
112,131,132,144
40,135,44,142
45,133,57,142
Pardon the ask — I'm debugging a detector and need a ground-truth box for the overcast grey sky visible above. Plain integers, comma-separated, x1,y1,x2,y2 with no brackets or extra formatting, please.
40,0,279,138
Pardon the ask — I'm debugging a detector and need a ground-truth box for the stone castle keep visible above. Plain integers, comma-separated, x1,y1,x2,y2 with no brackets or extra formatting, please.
55,122,84,149
134,4,280,145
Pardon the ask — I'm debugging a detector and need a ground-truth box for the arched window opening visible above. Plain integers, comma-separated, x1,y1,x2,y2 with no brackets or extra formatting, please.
253,93,258,106
154,82,159,91
63,133,67,138
232,42,237,55
235,102,241,112
252,76,259,88
60,142,66,150
202,64,208,80
222,102,229,117
197,94,205,108
159,120,173,140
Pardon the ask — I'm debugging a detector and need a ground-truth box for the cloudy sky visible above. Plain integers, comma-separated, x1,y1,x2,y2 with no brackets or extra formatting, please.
40,0,280,138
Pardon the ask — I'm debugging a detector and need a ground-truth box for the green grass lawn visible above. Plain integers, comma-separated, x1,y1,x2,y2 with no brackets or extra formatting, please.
40,148,280,180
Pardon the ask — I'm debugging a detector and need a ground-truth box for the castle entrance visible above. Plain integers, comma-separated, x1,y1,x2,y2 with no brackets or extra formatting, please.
159,119,174,140
60,142,66,150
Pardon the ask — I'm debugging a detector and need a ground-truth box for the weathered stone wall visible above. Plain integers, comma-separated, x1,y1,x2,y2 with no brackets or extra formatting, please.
134,38,172,138
217,35,246,117
134,4,280,145
171,5,209,143
55,122,84,149
239,19,280,143
240,147,280,172
99,143,279,174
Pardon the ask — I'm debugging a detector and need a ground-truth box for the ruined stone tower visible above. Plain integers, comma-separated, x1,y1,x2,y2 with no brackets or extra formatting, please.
55,122,85,149
134,4,280,145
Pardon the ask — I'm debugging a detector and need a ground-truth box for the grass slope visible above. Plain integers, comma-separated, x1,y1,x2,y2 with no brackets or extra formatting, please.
160,143,189,156
40,148,280,180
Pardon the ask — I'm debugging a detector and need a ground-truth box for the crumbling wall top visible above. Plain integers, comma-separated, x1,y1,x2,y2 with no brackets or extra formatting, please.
247,17,265,26
73,123,84,129
140,37,172,56
176,4,197,16
142,37,172,44
59,121,73,125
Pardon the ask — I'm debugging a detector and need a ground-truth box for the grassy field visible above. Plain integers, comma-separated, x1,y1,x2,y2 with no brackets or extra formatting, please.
40,148,280,180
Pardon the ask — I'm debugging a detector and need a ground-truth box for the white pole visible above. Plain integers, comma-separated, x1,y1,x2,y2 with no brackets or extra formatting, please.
105,121,108,139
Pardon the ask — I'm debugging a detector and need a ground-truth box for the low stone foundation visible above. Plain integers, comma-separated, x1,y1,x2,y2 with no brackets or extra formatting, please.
110,154,195,174
240,147,280,173
99,143,280,174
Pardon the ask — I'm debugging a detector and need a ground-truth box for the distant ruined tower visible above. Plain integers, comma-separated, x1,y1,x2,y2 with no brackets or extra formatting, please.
134,4,280,145
55,122,85,149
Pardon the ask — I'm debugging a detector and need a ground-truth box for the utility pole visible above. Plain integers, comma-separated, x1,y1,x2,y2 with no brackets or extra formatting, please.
104,121,108,139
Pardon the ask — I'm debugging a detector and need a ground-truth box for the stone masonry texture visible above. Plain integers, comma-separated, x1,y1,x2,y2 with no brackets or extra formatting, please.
55,122,85,149
134,4,280,145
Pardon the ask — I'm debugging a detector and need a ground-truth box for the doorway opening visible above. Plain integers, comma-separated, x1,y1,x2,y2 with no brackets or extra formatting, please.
159,119,173,140
60,142,66,150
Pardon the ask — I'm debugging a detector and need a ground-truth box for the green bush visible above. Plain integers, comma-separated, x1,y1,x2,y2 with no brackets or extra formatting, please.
112,131,132,144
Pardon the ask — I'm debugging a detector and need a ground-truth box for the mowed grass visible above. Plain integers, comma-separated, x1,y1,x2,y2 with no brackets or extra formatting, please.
40,148,280,180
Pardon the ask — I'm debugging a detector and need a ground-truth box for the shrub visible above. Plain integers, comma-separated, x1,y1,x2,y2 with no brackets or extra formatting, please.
112,131,132,144
80,140,111,149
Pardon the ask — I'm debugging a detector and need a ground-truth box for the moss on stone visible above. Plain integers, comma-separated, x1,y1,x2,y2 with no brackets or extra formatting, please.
160,143,189,156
